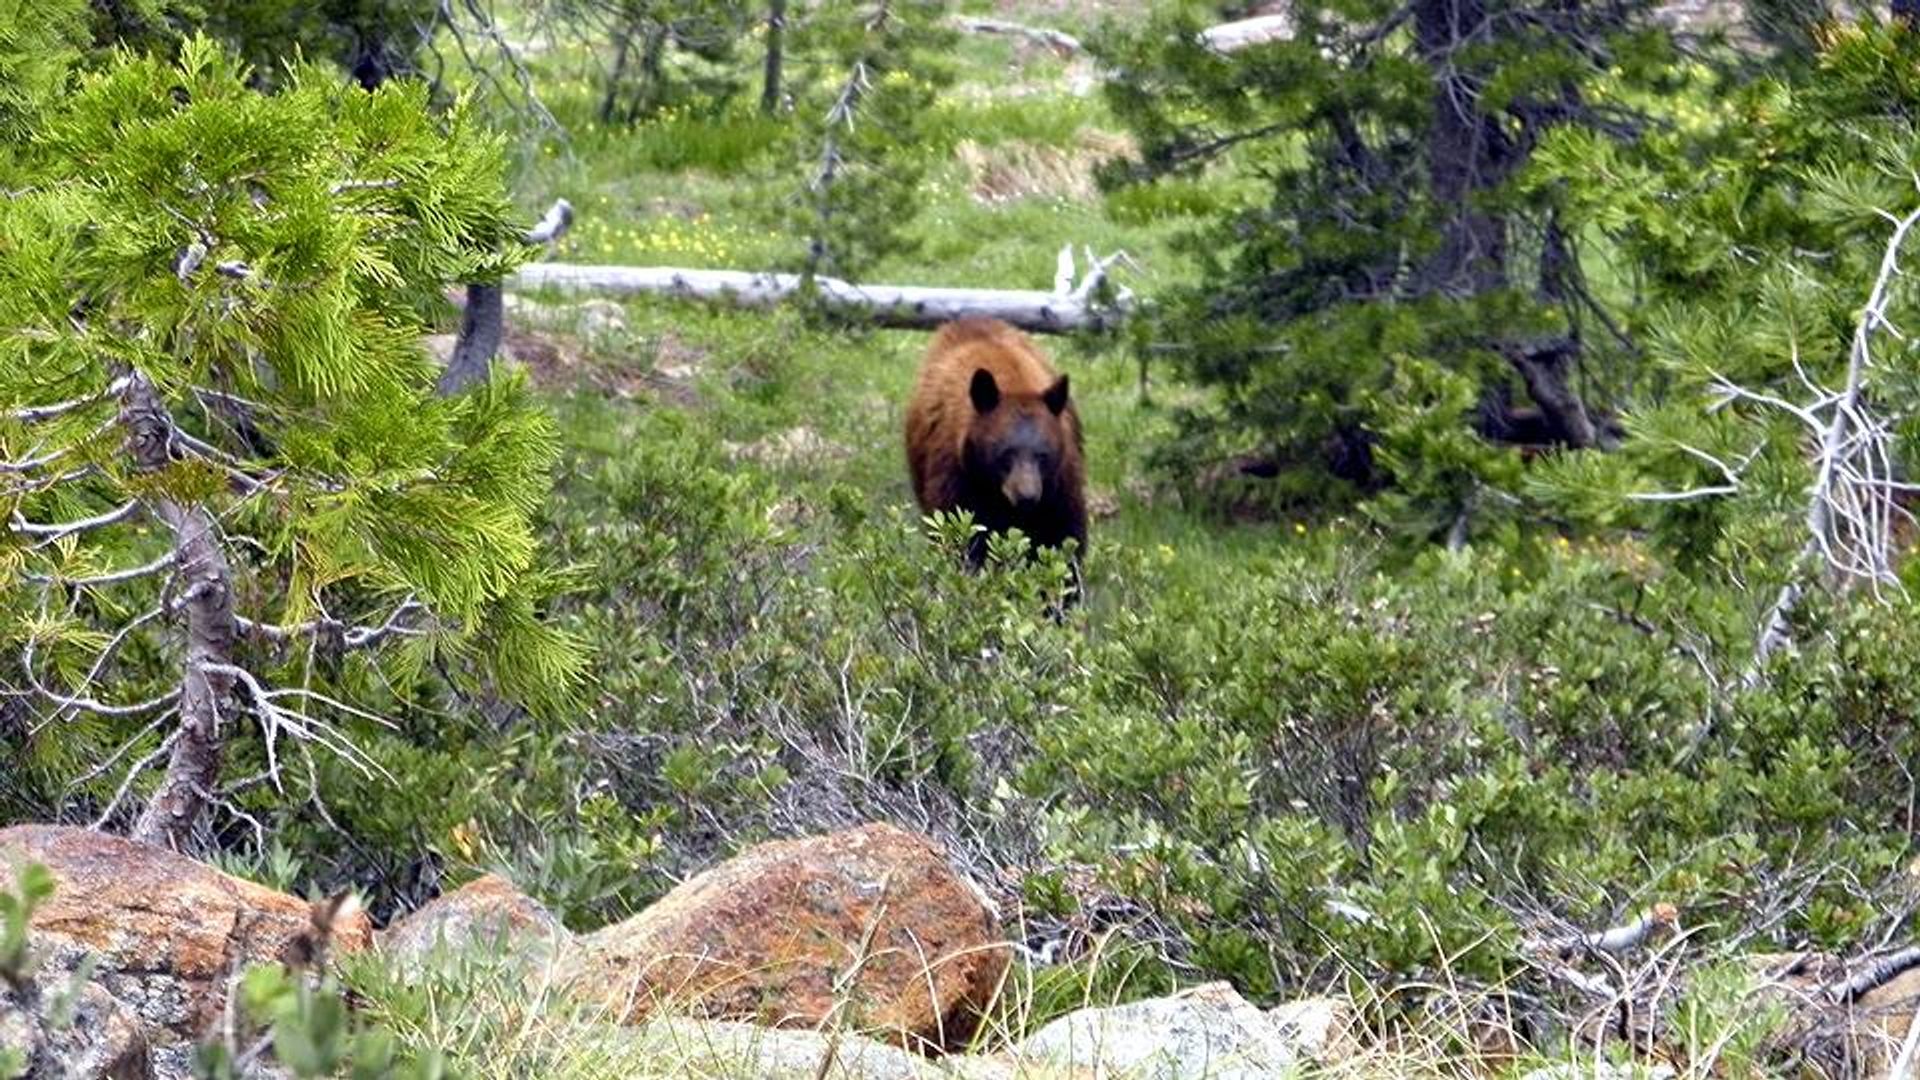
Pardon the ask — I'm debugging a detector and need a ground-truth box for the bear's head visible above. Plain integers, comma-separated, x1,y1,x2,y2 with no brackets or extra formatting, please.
963,368,1072,509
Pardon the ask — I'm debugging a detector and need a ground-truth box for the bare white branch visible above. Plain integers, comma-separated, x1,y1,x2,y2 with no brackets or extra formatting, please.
4,378,128,424
202,661,398,788
65,708,180,790
1744,203,1920,683
25,550,178,588
232,597,426,650
1626,485,1741,503
329,178,405,195
2,416,120,477
10,501,140,544
90,725,182,830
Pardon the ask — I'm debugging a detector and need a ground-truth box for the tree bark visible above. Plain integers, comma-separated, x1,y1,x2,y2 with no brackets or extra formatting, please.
122,371,238,851
438,283,503,396
1505,339,1601,449
761,0,787,114
441,199,573,396
1415,0,1513,295
506,262,1131,333
600,28,632,123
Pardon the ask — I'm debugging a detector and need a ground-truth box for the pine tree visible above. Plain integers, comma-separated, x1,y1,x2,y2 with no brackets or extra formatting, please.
1094,0,1678,538
1529,22,1920,676
199,0,441,89
525,0,755,122
788,0,953,284
0,36,584,849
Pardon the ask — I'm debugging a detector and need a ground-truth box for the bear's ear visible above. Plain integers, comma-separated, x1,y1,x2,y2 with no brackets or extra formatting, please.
970,369,1000,413
1042,375,1070,416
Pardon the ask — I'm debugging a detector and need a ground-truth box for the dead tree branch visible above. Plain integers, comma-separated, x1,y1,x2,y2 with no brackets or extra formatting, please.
1833,945,1920,1003
1745,204,1920,684
1554,903,1681,960
1200,14,1295,53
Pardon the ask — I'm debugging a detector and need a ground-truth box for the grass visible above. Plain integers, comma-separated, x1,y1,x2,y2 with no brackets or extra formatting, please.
343,929,1787,1078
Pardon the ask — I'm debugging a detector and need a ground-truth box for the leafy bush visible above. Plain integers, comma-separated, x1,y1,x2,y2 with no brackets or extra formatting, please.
193,964,452,1080
500,369,1920,1002
0,860,52,990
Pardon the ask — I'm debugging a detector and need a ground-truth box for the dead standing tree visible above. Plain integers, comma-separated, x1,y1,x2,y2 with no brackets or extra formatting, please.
1634,203,1920,693
1742,205,1920,678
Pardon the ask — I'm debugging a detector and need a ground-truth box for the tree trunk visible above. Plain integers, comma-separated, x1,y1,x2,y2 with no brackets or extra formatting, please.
438,283,503,396
439,200,573,396
1415,0,1602,449
1415,0,1512,295
761,0,787,114
600,29,632,123
122,372,238,851
1506,339,1601,449
630,24,669,122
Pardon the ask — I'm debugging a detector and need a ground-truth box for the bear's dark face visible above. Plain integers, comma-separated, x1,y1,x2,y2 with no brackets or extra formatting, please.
963,368,1071,510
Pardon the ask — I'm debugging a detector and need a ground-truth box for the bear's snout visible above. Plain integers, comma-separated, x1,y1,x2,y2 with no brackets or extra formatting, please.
1002,458,1044,505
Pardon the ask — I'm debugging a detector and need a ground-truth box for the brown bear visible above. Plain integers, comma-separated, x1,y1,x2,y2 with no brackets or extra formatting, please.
904,317,1087,582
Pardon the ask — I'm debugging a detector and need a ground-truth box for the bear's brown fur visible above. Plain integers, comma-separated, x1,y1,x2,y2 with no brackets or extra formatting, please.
904,318,1087,570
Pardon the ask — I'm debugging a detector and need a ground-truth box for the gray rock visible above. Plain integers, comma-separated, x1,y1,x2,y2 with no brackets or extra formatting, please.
1,976,152,1080
379,873,571,977
1265,997,1356,1064
1014,982,1316,1079
614,1019,1072,1079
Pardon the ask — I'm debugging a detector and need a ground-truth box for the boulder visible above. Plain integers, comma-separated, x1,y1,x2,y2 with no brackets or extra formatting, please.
0,826,371,1041
571,823,1009,1051
1266,995,1358,1064
0,976,151,1079
1013,982,1334,1080
380,873,571,973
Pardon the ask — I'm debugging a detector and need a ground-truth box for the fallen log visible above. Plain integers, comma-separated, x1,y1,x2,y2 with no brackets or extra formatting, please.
505,246,1134,335
950,16,1086,57
1199,14,1295,53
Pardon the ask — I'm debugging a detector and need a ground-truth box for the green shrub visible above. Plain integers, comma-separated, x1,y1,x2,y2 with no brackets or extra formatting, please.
193,965,453,1080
